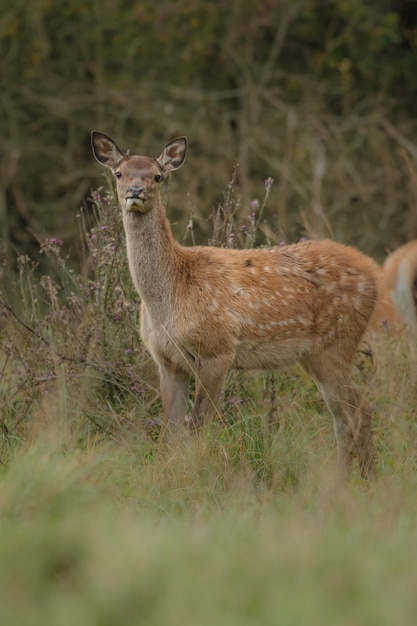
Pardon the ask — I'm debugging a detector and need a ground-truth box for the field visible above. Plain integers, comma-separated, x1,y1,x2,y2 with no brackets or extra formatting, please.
1,190,417,626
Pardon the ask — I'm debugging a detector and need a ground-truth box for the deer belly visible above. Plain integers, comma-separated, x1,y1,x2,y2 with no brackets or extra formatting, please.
233,336,314,370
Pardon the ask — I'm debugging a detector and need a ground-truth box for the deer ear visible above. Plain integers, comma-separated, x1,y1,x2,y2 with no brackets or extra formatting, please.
157,137,187,174
91,131,125,170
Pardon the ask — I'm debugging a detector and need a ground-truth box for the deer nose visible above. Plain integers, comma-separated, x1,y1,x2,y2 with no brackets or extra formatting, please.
126,185,145,198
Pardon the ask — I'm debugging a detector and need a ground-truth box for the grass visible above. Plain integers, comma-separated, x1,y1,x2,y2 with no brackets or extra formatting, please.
1,187,417,625
1,415,417,626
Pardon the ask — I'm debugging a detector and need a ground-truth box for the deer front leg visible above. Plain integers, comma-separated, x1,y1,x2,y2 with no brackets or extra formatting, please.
188,356,231,430
158,362,190,432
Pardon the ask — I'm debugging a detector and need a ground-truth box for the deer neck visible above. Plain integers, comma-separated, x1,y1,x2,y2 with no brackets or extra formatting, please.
122,202,182,315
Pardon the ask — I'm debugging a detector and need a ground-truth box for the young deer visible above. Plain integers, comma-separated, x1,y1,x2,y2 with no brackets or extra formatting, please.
91,131,379,478
372,240,417,335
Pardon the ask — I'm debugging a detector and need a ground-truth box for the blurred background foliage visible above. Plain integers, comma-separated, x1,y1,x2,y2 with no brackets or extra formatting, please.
1,0,417,267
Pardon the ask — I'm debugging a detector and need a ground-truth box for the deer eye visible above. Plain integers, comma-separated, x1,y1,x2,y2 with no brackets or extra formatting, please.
115,171,122,179
154,174,162,183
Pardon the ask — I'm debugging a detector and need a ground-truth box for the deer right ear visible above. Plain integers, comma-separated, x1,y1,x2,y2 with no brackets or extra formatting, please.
157,137,188,174
91,131,125,170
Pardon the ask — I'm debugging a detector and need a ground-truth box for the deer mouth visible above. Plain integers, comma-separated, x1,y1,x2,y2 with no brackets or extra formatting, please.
125,196,146,211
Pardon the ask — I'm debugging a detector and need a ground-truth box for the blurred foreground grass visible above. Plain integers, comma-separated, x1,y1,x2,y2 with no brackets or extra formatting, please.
1,407,417,626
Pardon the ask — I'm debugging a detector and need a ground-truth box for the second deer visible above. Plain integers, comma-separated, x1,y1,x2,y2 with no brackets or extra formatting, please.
91,131,380,478
372,240,417,335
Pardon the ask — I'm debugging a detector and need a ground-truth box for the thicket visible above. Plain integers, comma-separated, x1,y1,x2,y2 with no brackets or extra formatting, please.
2,0,417,268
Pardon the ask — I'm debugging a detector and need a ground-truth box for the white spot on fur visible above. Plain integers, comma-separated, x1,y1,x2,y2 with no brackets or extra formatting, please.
226,310,240,323
207,299,218,313
353,295,363,311
356,280,368,294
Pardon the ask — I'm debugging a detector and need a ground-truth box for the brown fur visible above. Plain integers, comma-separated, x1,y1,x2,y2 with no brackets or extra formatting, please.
372,240,417,334
91,131,380,478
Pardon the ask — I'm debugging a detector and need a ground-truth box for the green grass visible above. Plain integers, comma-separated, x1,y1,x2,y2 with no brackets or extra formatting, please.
1,190,417,625
1,412,417,626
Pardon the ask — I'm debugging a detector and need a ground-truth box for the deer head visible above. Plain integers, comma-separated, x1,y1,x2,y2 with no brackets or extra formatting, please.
91,131,187,213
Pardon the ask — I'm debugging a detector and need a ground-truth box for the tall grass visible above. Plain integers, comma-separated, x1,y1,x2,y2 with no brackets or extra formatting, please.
1,182,417,625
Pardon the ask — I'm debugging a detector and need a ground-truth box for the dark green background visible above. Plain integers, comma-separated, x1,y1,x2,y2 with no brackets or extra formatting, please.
1,0,417,264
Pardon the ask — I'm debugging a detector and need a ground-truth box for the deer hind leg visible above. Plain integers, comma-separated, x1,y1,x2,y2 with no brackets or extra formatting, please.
345,385,375,478
301,351,375,479
158,362,190,432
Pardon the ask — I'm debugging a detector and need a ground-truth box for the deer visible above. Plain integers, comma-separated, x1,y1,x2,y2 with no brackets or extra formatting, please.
91,131,380,478
371,240,417,335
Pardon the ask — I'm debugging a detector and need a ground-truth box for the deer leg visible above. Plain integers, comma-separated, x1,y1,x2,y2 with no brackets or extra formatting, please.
345,386,375,479
188,356,230,430
316,379,355,477
301,353,375,479
158,362,190,432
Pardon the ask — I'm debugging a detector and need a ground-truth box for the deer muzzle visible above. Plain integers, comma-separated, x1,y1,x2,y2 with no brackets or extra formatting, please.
125,186,146,211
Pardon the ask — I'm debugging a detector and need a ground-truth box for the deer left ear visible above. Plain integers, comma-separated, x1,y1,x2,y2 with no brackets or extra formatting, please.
91,131,125,170
157,137,187,174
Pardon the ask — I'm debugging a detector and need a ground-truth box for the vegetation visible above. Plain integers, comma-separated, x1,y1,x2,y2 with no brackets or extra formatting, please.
2,0,417,264
1,2,417,624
